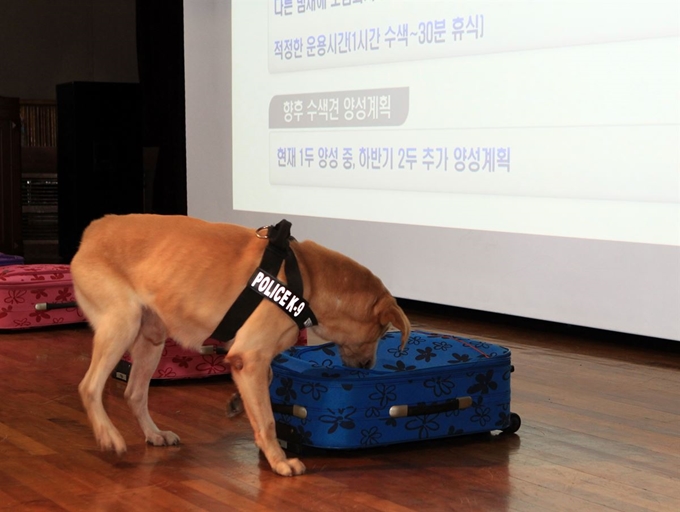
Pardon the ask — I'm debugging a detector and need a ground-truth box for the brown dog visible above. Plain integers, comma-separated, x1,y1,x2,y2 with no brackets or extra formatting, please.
71,214,410,476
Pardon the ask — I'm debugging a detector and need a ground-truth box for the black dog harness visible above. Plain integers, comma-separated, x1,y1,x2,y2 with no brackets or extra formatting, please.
210,220,318,342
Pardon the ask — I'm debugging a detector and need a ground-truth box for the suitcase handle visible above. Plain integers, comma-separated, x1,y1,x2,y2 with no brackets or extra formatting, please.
272,397,472,421
272,403,308,419
35,301,78,311
200,345,228,355
389,396,473,418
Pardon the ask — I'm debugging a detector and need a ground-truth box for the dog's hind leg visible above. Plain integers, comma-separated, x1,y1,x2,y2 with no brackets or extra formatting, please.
78,303,142,455
124,308,180,447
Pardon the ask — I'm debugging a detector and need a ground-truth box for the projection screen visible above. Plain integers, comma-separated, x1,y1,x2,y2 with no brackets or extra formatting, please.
184,0,680,341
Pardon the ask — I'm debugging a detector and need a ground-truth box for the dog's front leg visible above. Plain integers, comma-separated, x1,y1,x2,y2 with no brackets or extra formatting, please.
227,350,306,476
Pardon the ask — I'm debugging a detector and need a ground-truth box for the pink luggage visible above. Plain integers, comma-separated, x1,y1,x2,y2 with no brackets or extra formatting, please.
0,264,85,329
115,338,231,381
113,330,309,381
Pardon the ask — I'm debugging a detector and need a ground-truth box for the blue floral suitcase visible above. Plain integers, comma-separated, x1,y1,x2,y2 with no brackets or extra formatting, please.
270,330,521,451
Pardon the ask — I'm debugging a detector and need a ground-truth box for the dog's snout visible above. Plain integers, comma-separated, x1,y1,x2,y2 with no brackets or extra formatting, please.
337,342,377,370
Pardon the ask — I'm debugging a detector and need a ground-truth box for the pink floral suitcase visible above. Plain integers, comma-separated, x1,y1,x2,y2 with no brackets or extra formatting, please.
0,264,85,329
115,338,231,381
113,329,309,381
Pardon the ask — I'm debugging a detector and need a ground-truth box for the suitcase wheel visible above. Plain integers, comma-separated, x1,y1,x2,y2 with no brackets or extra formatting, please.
502,412,521,434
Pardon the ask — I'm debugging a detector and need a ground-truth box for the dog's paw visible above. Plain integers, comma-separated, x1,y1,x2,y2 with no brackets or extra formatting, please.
97,428,127,455
272,458,306,477
146,430,181,447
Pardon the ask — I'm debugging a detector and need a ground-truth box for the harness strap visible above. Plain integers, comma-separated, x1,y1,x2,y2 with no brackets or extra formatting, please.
210,220,317,342
284,248,303,292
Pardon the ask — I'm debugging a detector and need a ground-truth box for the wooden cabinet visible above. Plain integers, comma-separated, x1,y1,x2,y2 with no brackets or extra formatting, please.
0,96,22,256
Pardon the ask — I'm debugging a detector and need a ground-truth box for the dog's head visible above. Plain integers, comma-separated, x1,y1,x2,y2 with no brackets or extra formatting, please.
311,291,410,370
296,240,411,369
334,295,411,369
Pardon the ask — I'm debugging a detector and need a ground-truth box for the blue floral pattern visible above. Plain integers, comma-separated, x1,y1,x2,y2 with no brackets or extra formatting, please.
319,407,357,434
405,413,441,439
423,375,455,398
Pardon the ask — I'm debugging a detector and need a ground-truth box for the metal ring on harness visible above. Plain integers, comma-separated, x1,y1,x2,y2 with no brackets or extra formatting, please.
256,225,270,239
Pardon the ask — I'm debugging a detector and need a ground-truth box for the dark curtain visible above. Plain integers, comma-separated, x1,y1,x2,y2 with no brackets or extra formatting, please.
136,0,187,215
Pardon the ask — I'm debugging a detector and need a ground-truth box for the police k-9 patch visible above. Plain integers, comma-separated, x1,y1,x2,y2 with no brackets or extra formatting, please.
248,268,317,329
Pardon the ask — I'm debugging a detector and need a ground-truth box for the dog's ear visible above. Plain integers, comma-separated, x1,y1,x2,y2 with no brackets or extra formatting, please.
379,301,411,349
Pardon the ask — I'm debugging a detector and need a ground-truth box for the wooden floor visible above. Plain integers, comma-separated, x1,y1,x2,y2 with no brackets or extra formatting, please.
1,306,679,511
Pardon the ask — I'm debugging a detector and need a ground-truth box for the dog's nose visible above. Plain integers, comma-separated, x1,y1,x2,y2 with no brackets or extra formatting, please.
359,359,374,370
